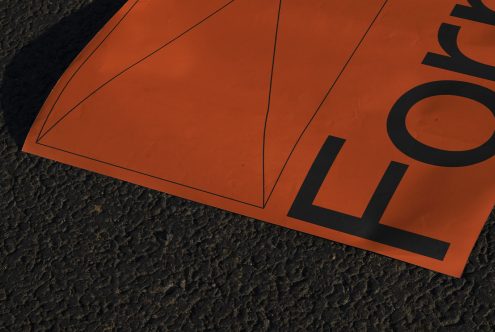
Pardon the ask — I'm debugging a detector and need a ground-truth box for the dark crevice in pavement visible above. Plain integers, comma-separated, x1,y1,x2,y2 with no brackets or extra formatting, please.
1,0,126,147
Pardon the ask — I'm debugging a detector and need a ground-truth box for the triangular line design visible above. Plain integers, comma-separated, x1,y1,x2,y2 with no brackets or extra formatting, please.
37,0,236,142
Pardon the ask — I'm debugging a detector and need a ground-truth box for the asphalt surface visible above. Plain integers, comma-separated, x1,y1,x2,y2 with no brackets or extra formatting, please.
0,0,494,330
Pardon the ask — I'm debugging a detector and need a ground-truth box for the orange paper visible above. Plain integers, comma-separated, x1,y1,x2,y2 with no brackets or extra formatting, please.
23,0,495,276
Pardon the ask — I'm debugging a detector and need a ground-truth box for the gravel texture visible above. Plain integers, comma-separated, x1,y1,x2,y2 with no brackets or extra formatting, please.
0,0,494,330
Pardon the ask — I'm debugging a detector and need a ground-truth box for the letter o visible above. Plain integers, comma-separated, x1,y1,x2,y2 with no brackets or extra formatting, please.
387,80,495,167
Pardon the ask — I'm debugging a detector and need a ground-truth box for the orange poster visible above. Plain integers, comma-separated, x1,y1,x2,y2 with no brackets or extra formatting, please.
23,0,495,277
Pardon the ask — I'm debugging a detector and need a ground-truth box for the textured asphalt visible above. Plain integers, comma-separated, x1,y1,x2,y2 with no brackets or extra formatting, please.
0,0,494,330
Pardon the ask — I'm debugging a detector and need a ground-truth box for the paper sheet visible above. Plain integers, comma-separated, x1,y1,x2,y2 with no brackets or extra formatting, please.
23,0,495,276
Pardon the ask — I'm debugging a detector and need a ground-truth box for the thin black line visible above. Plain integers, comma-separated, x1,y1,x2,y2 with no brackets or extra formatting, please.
38,0,236,142
36,142,264,208
262,0,283,207
36,0,141,142
35,0,388,211
263,0,389,207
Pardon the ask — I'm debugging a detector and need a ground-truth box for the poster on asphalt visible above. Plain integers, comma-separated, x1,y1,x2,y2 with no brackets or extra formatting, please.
23,0,495,277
